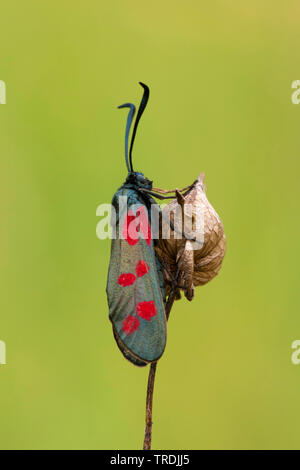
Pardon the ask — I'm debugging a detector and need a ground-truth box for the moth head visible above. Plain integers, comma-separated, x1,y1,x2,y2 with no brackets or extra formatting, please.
126,171,153,190
136,172,152,189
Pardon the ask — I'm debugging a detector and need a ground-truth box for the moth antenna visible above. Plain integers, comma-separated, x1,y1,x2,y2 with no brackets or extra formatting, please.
118,102,136,173
129,82,150,172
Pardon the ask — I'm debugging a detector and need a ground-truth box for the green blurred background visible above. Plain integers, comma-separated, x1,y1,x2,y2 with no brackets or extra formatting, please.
1,0,300,450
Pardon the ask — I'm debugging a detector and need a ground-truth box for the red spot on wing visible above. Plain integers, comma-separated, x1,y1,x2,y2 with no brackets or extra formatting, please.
118,273,136,287
136,260,150,277
122,315,140,335
122,207,152,246
122,212,139,245
137,207,152,246
137,301,157,321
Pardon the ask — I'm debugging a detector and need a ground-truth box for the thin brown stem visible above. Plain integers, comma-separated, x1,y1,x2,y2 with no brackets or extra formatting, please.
143,290,176,450
143,361,157,450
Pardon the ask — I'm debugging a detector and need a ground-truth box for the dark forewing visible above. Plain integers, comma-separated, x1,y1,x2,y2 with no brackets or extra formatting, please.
107,199,167,364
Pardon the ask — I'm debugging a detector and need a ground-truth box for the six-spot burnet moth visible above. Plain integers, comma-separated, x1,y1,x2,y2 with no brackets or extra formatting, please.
106,83,169,367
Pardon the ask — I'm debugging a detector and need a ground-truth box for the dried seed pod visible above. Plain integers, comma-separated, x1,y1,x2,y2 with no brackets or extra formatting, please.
156,173,226,300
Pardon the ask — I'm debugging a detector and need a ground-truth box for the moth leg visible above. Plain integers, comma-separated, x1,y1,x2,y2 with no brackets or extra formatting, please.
140,181,197,200
139,189,175,200
152,181,197,194
152,182,195,194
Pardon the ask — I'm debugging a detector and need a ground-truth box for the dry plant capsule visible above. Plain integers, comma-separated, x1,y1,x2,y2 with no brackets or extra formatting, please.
156,173,226,300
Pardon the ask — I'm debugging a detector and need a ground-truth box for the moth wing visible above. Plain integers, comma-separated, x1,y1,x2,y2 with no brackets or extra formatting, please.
113,326,148,367
106,203,167,364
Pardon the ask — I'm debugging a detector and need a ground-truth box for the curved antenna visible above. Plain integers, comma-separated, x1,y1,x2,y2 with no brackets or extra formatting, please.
118,102,136,172
129,82,150,172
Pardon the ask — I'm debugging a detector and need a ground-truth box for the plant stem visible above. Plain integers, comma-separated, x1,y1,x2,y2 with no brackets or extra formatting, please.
143,290,176,450
143,361,157,450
